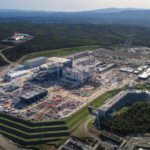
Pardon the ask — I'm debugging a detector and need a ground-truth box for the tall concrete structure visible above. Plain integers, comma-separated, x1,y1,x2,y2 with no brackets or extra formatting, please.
24,57,47,69
98,90,150,117
88,90,150,129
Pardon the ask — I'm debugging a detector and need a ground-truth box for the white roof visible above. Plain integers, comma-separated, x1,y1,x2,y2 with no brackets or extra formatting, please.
120,67,134,73
138,148,144,150
25,57,46,63
139,68,150,79
9,70,29,78
47,57,70,64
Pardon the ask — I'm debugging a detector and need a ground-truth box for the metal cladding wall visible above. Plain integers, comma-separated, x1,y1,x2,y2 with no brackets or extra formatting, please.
63,60,73,68
99,90,150,117
25,57,47,69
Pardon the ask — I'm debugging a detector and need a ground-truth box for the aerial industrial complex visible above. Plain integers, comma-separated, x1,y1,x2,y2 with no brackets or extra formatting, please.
0,47,150,122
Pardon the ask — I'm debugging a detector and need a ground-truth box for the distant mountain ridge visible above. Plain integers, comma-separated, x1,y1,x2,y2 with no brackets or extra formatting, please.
0,8,150,27
0,8,143,14
80,8,141,13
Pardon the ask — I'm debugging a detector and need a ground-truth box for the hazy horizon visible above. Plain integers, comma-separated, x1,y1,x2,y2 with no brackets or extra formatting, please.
0,7,146,12
0,0,150,12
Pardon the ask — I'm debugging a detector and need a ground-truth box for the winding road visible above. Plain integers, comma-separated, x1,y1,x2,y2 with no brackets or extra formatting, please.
0,46,14,64
0,46,18,76
84,116,115,150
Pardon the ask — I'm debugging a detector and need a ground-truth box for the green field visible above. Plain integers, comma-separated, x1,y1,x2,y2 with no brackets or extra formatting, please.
20,45,100,64
135,83,150,90
0,88,123,149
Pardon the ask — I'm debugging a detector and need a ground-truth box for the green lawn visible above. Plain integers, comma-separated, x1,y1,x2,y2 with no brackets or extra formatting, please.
20,45,100,64
135,83,150,90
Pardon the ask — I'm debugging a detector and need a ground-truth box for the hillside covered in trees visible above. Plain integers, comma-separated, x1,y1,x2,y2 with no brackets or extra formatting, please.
2,9,150,27
101,102,150,135
1,23,150,61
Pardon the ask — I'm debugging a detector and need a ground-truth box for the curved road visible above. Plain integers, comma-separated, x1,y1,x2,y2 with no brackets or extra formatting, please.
84,116,114,150
0,46,18,76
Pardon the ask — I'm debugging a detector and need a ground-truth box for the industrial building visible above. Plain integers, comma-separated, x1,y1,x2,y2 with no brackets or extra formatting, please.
67,51,92,60
98,63,115,73
139,68,150,80
0,81,21,93
47,57,72,68
15,33,29,37
73,56,92,66
98,90,150,117
20,87,48,104
39,57,72,77
63,67,90,83
58,137,91,150
2,32,32,44
8,33,29,41
24,57,47,68
119,67,134,73
8,36,24,41
4,70,29,81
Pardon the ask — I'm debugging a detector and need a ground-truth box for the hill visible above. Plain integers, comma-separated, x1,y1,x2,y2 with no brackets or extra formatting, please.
1,8,150,27
1,23,150,62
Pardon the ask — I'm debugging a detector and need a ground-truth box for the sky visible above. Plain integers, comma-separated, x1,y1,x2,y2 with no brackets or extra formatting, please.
0,0,150,11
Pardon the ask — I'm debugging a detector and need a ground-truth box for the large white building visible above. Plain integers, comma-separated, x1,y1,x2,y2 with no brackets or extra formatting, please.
139,67,150,80
40,57,72,77
24,57,47,69
63,65,90,83
4,70,29,81
8,33,29,41
15,33,29,37
8,36,24,41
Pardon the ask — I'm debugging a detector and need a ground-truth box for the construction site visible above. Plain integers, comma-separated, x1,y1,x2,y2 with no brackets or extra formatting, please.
0,47,150,122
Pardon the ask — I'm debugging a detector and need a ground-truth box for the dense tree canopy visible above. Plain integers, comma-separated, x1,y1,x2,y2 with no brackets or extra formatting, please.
101,102,150,135
1,23,150,61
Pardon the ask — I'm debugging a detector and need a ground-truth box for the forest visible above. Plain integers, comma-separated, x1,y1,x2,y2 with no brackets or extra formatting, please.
1,9,150,27
1,23,150,61
101,102,150,135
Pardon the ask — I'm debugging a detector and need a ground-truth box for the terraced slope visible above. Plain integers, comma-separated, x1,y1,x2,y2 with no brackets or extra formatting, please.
0,113,68,146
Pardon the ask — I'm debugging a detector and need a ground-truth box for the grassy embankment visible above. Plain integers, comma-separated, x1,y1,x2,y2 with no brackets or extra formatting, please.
20,45,100,63
135,82,150,90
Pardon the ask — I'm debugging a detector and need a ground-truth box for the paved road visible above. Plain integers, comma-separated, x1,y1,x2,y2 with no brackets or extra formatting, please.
0,46,14,64
0,46,17,76
0,52,12,64
84,116,114,150
84,116,96,139
0,134,21,150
